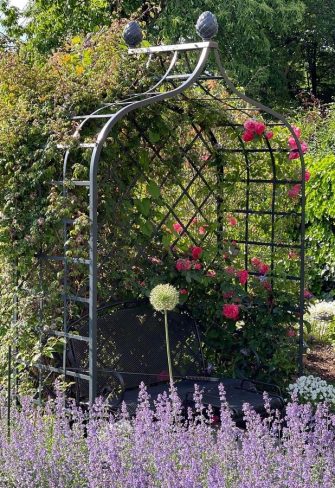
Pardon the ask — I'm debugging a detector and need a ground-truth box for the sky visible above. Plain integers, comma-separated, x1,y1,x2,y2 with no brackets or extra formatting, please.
10,0,28,8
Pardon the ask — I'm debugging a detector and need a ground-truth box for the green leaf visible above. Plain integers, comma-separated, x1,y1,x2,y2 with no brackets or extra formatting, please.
304,320,312,334
139,149,150,170
148,130,160,143
147,181,160,199
162,234,172,248
136,198,151,217
140,220,153,237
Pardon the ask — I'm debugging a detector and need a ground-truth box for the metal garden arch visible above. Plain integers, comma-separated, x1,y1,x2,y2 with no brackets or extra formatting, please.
36,11,306,405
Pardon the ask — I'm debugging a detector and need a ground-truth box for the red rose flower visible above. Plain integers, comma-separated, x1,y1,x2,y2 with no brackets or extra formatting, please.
193,262,202,270
244,119,257,131
222,304,239,320
179,289,188,295
254,121,266,135
237,270,249,285
259,263,270,275
191,246,203,260
265,131,273,140
288,184,301,198
251,257,261,267
242,130,254,142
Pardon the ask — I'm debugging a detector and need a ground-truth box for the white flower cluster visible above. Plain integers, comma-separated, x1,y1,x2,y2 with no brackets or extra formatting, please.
307,300,335,323
149,284,179,311
288,375,335,405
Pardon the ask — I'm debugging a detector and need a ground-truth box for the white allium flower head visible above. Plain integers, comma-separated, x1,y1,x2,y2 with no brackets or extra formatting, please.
149,284,179,311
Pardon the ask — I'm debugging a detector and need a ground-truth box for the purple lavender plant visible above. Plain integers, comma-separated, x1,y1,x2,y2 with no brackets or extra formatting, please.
0,383,334,487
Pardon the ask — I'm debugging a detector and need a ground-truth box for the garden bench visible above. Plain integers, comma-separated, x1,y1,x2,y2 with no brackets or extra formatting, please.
65,301,284,424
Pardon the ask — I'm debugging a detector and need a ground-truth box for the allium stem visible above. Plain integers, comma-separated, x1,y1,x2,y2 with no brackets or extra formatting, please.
164,309,173,384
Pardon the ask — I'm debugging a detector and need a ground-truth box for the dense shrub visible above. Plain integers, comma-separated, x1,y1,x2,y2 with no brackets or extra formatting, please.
297,105,335,293
0,384,335,487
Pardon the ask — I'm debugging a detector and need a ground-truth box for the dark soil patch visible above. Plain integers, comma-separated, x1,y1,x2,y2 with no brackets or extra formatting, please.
304,343,335,383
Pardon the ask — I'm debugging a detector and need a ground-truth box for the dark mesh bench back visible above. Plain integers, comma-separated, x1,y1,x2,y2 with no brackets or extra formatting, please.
67,302,205,401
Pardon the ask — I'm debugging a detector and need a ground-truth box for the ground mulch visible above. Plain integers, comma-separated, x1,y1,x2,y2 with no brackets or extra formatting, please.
304,343,335,384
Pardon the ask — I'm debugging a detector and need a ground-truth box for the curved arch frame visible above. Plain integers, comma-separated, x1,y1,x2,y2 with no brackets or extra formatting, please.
40,40,306,404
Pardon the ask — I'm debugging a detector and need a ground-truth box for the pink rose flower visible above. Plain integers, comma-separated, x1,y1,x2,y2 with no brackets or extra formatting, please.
242,130,254,142
244,119,257,131
288,136,298,150
288,184,301,198
254,121,266,135
191,246,203,260
176,259,192,272
237,269,249,285
227,215,237,226
293,126,301,138
191,217,198,224
265,131,273,140
201,153,211,161
193,262,202,270
173,222,183,234
179,289,188,295
287,328,297,337
288,141,308,159
198,225,208,235
301,142,308,153
305,170,311,182
289,151,300,160
222,303,239,320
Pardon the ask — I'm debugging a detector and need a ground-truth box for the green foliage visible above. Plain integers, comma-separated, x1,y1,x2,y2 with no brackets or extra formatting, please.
295,106,335,292
299,0,335,99
2,0,335,104
0,17,312,391
0,23,141,384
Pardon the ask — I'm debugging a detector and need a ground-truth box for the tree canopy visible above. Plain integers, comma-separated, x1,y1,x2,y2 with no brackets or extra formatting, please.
1,0,335,104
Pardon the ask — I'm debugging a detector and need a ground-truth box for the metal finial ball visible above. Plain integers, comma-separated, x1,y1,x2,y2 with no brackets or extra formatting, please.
123,21,143,48
196,11,218,40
